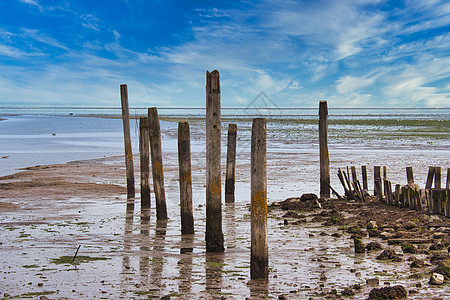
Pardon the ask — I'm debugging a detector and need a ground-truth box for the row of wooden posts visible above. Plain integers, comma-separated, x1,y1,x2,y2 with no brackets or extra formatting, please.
335,163,450,218
120,71,268,279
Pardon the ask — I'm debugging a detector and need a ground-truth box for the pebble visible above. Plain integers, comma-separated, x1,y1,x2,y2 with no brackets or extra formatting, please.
429,273,444,285
366,278,380,286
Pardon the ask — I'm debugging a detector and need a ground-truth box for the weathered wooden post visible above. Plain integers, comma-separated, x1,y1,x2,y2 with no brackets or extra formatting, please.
434,167,441,189
225,124,237,204
251,118,268,280
148,107,168,220
120,84,135,199
351,166,357,183
374,166,381,196
205,70,224,252
319,100,330,198
178,122,194,235
446,168,450,190
406,167,414,185
139,117,150,209
425,167,435,189
395,184,401,207
361,166,368,191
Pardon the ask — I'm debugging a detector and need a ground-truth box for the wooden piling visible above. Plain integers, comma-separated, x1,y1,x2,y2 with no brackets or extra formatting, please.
425,167,434,190
351,166,357,183
395,184,401,207
139,117,150,209
406,167,414,185
447,168,450,190
434,167,441,189
205,70,224,253
374,166,381,196
148,107,168,220
319,101,330,198
178,122,194,235
120,84,135,199
225,124,237,204
361,166,368,191
251,118,268,280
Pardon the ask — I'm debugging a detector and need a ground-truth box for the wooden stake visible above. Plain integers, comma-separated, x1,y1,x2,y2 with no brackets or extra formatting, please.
434,167,441,189
425,166,434,190
351,166,357,183
205,70,224,252
383,166,387,181
374,166,381,196
139,117,150,209
395,184,401,207
225,124,237,204
446,168,450,190
406,167,414,185
120,84,135,199
251,118,268,280
361,165,368,191
148,107,168,220
319,100,330,198
178,122,194,234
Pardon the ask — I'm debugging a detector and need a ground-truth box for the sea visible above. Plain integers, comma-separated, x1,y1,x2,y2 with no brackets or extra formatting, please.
0,107,449,178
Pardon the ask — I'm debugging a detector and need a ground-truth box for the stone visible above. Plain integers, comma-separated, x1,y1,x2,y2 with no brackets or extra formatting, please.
410,257,425,268
366,241,383,251
405,221,417,230
368,285,407,300
433,232,446,239
429,273,444,285
367,221,378,230
377,249,402,262
354,237,365,253
366,278,380,286
368,229,379,237
341,287,355,296
401,242,417,254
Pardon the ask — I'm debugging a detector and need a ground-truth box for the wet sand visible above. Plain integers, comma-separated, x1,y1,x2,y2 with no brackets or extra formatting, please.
1,115,450,299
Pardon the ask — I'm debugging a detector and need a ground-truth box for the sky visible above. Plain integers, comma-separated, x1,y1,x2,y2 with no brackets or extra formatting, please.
0,0,449,108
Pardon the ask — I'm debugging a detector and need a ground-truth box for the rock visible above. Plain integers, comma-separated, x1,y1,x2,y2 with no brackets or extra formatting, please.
354,237,365,253
380,231,396,240
280,195,320,211
409,257,425,268
301,193,318,201
377,249,402,261
278,295,288,300
366,241,383,251
429,273,444,285
341,287,355,296
405,221,417,230
331,232,342,238
433,259,450,279
367,221,378,230
366,278,380,286
368,229,379,237
401,243,417,254
39,296,49,300
433,232,446,239
430,253,450,264
368,285,407,300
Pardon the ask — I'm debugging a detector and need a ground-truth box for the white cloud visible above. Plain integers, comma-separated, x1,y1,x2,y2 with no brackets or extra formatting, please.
19,0,43,11
21,28,69,51
336,75,377,94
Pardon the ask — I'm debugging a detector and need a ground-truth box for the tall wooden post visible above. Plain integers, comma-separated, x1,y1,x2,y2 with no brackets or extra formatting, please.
139,117,150,209
319,101,330,198
148,107,168,220
406,167,414,185
425,167,435,189
251,118,268,280
205,70,224,252
374,166,381,196
178,122,194,235
120,84,135,199
446,168,450,190
361,166,368,191
225,124,237,204
351,166,357,183
434,167,441,189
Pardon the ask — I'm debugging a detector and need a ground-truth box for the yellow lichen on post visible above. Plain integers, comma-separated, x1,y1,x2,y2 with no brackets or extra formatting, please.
251,118,268,280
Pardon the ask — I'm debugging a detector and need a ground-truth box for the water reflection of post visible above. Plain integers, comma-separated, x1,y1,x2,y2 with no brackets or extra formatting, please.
205,253,224,296
178,235,194,295
122,202,134,270
151,220,167,289
139,209,151,286
224,204,236,250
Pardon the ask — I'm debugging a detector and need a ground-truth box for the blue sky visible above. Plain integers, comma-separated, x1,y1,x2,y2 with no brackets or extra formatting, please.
1,0,449,108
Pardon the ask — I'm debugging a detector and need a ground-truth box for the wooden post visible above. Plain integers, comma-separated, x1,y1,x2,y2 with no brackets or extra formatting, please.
225,124,237,204
319,100,330,198
120,84,135,199
425,167,434,190
406,167,414,185
374,166,381,196
139,117,150,209
205,70,224,253
446,168,450,190
251,118,268,280
351,166,357,183
383,166,387,181
148,107,168,220
178,122,194,234
434,167,441,189
395,184,401,207
361,166,368,191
